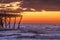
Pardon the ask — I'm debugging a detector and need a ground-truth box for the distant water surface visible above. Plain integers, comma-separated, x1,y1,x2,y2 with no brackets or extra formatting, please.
0,23,60,40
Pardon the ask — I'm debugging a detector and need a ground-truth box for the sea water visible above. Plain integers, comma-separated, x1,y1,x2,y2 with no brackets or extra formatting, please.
0,23,60,40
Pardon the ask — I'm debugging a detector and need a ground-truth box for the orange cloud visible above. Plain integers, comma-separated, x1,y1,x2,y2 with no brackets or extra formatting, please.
0,1,23,10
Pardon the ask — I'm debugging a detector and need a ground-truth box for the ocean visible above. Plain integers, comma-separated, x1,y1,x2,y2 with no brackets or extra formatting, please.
0,23,60,40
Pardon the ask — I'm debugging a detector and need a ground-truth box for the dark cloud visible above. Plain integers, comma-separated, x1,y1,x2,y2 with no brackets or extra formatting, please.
22,0,60,11
0,0,22,3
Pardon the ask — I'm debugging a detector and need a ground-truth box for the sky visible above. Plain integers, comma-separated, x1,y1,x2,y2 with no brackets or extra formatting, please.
0,0,60,23
21,11,60,23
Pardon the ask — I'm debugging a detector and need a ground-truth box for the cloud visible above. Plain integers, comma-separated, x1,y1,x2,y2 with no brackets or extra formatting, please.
0,1,36,12
23,0,60,11
0,1,23,11
0,0,21,3
0,0,60,11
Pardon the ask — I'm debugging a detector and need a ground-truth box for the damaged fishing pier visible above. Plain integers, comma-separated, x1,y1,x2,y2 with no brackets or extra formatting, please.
0,10,23,30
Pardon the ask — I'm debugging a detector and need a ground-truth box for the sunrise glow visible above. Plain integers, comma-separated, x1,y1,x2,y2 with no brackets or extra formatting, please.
21,11,60,23
0,1,60,24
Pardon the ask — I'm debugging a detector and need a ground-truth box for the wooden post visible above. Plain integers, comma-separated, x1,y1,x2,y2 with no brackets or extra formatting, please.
0,17,3,28
18,15,23,29
13,17,16,29
5,17,7,29
9,17,11,29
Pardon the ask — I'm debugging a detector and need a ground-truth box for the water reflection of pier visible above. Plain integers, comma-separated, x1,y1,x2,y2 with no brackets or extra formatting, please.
0,11,23,30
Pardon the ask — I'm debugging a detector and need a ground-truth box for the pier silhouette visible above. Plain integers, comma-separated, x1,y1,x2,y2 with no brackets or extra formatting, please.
0,10,23,30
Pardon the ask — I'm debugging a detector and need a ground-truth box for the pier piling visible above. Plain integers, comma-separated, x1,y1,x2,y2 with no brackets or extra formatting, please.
0,11,23,30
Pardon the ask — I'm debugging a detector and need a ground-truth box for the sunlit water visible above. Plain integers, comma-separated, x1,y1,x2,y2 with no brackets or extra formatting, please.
0,23,60,40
